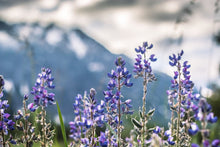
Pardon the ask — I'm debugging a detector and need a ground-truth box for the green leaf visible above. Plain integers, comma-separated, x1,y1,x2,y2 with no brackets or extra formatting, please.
56,101,68,147
170,106,177,111
139,110,143,119
147,108,155,117
131,118,142,129
147,127,155,133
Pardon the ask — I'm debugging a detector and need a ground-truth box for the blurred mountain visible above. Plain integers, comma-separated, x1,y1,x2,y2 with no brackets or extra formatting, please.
0,21,172,125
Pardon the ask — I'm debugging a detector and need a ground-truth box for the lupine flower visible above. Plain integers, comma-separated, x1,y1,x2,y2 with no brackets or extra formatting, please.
103,57,133,146
167,50,204,146
167,136,175,145
0,76,16,145
197,98,218,123
203,140,210,147
69,89,105,146
188,123,199,136
191,143,199,147
99,132,108,147
212,139,220,147
27,103,38,112
206,112,218,123
153,126,161,134
133,42,157,80
31,68,55,107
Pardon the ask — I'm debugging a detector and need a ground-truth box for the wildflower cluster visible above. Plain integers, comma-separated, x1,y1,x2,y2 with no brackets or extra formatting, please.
14,68,56,147
69,88,105,146
31,68,55,108
0,41,219,147
67,42,219,147
32,68,56,147
191,98,219,147
0,75,16,146
104,57,133,146
166,50,219,146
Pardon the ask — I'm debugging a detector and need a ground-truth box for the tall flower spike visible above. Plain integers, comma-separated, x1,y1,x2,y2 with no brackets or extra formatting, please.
31,68,55,107
103,56,133,146
167,50,201,146
0,76,16,146
132,42,157,147
69,89,105,146
30,68,55,147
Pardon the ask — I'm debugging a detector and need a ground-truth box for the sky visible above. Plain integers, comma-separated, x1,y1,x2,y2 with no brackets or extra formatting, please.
0,0,219,96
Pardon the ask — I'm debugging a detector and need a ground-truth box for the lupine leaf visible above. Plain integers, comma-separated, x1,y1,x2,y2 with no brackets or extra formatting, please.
132,118,142,129
147,108,155,117
148,127,155,133
139,110,143,119
56,101,68,147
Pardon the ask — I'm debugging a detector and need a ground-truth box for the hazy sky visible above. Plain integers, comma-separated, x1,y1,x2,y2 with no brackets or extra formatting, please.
0,0,219,94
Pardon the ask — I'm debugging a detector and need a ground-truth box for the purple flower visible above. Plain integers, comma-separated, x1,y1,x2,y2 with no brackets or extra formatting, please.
153,126,161,134
212,139,220,147
149,54,157,62
69,88,105,145
164,130,171,137
27,103,38,112
188,123,199,136
206,112,218,123
191,143,199,147
203,140,210,147
167,136,175,145
133,42,156,81
99,132,108,147
14,110,23,120
31,68,55,107
0,80,15,136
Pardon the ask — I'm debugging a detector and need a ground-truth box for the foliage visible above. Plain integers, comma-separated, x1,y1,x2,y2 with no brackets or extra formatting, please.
0,42,219,147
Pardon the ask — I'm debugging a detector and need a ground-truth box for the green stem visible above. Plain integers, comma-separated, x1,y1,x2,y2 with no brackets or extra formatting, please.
23,100,29,147
176,63,181,147
90,110,95,147
42,106,47,147
171,100,175,137
107,103,111,147
1,112,5,147
117,77,121,147
141,53,147,147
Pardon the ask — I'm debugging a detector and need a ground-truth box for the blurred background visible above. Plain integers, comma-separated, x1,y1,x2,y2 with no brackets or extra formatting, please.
0,0,220,144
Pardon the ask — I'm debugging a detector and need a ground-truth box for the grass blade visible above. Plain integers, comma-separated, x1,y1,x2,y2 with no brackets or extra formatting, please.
56,101,68,147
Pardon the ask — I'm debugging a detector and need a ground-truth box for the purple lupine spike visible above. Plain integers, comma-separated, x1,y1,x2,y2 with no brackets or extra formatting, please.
31,68,55,107
69,88,105,146
0,76,15,139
